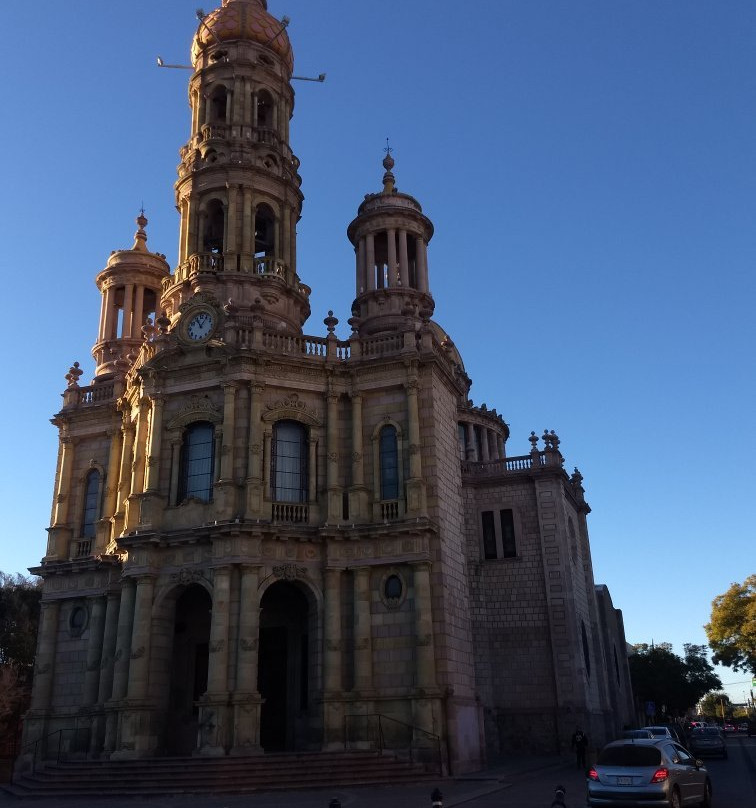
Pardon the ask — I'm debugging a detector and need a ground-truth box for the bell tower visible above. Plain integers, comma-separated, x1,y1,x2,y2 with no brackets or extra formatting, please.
162,0,310,333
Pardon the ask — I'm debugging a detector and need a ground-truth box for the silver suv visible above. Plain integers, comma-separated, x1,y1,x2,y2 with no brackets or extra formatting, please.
587,738,711,807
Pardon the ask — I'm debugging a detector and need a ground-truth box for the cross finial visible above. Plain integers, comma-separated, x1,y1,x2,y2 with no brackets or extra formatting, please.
384,137,393,156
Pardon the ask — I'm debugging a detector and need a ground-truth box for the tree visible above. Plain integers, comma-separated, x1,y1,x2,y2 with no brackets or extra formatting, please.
705,575,756,674
628,642,721,718
0,573,41,746
699,692,732,722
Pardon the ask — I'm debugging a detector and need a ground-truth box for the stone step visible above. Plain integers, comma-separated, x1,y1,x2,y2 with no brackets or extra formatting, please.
4,751,435,797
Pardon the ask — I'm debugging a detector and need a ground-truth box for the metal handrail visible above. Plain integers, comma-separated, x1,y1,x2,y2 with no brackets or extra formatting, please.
11,725,91,783
344,712,443,775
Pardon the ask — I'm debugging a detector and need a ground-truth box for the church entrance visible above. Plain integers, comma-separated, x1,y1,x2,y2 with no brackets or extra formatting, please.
257,581,313,752
165,584,211,755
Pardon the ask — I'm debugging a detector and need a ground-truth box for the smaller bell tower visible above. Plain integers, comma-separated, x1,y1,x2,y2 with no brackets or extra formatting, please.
347,151,435,336
92,212,170,378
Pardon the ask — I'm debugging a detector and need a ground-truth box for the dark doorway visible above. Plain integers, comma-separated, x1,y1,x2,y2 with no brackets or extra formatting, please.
257,581,311,751
166,585,211,755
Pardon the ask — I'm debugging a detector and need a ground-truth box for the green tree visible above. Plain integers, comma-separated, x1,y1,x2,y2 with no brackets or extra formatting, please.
0,573,41,668
705,575,756,674
629,643,721,718
699,692,732,722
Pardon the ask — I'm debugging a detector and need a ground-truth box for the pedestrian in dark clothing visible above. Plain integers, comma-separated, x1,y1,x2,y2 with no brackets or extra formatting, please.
571,727,588,769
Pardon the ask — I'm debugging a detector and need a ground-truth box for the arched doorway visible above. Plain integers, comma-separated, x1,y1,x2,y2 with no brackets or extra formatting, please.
165,585,211,755
257,581,315,751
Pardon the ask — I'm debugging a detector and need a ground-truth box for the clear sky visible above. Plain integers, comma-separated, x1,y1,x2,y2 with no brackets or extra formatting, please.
2,1,753,707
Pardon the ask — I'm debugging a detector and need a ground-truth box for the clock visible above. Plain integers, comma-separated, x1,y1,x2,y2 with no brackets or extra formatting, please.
185,310,215,341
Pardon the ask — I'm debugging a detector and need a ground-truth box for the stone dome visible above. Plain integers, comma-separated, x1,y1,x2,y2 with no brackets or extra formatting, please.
191,0,294,74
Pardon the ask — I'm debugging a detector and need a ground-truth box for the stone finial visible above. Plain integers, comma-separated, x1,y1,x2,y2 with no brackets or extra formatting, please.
549,429,560,449
155,311,171,334
529,431,539,452
65,362,83,387
382,140,396,193
571,467,584,487
132,209,149,252
324,310,338,334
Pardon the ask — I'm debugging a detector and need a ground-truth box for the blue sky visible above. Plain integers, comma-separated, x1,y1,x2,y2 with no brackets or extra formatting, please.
1,1,754,706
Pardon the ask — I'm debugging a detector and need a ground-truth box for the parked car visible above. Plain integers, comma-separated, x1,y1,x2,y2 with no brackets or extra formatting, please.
587,739,711,807
644,725,675,740
723,722,736,733
622,729,655,739
687,726,728,759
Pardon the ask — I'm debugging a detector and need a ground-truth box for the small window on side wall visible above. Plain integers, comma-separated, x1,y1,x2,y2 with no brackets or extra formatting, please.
379,425,399,500
81,469,101,538
178,421,215,503
480,508,517,560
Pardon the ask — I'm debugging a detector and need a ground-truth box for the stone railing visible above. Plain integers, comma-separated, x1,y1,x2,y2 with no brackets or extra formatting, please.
62,382,117,409
461,453,551,476
379,500,400,521
272,502,309,524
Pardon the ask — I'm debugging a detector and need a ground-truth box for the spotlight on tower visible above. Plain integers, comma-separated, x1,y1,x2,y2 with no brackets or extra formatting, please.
292,73,326,83
156,56,193,70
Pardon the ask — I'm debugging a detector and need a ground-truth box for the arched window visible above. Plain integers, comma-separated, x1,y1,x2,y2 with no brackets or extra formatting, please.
202,200,225,254
209,86,227,124
379,425,399,500
271,420,308,502
178,422,215,503
81,470,101,538
254,204,276,259
256,90,275,129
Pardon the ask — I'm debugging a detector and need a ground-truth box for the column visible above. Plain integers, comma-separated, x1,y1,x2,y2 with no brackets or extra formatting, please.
413,562,437,689
168,437,181,505
110,579,136,702
357,238,366,294
366,234,376,290
282,203,291,270
326,392,341,521
52,437,75,525
246,383,264,514
125,576,155,702
207,567,232,694
386,228,397,287
219,383,237,480
102,284,117,340
398,230,410,288
235,566,260,693
29,601,60,711
324,568,342,692
241,188,253,256
416,236,429,293
130,400,149,496
481,427,490,462
226,187,238,253
290,208,297,275
263,431,272,498
97,592,121,704
351,394,365,489
144,396,164,492
122,283,134,339
406,381,422,481
103,427,123,520
308,437,317,504
353,568,373,692
465,422,476,461
83,597,107,706
132,287,145,337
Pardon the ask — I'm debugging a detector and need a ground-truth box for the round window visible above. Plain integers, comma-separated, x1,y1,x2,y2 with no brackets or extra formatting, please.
69,605,88,637
384,575,402,601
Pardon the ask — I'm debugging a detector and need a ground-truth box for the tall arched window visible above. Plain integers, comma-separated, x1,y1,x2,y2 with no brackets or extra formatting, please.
254,204,276,259
256,90,275,129
81,469,101,538
178,422,215,503
202,200,225,254
272,420,308,502
379,425,399,500
209,86,227,124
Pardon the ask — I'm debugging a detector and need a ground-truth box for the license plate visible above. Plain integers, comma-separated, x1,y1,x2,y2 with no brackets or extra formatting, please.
617,776,632,785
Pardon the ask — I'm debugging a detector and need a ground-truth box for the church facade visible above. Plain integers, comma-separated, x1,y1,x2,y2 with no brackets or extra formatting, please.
25,0,634,775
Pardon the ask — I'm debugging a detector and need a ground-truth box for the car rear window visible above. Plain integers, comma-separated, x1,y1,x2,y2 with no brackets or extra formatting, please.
598,745,661,766
698,728,721,737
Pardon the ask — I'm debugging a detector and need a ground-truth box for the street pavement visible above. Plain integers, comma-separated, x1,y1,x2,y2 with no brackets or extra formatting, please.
0,754,589,808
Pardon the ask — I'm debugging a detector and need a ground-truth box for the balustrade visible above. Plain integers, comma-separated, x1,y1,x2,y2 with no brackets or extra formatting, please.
271,502,309,524
360,334,404,357
71,539,92,559
461,453,550,477
75,383,115,407
380,500,400,521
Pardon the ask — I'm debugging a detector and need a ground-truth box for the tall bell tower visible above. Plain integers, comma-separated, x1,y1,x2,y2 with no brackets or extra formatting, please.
162,0,310,333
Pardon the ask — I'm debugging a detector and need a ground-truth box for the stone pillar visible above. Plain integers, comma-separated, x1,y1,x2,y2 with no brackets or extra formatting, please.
83,596,107,706
465,422,476,461
231,564,263,755
105,579,136,753
92,591,120,754
226,186,238,253
102,284,117,341
241,188,254,258
125,575,155,701
416,236,429,293
200,566,232,756
480,427,490,462
366,234,376,290
326,392,341,521
143,396,164,492
122,283,134,339
219,383,237,481
357,238,366,294
323,567,344,749
29,601,60,711
348,392,368,521
52,437,75,526
353,567,373,693
103,427,123,521
132,287,145,337
386,228,397,287
398,229,410,288
263,430,272,500
413,562,437,690
245,382,264,516
168,437,181,505
405,378,426,516
308,437,318,504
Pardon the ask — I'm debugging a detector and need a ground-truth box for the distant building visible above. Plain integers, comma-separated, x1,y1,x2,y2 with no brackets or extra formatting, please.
25,0,634,774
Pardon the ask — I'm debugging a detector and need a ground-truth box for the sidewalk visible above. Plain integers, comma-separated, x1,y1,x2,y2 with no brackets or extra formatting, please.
0,755,573,808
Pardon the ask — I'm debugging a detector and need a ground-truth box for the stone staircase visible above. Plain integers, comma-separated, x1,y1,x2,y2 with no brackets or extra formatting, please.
3,750,436,798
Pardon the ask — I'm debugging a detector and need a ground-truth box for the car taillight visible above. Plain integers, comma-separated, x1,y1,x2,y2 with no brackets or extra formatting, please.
587,767,599,781
650,767,668,783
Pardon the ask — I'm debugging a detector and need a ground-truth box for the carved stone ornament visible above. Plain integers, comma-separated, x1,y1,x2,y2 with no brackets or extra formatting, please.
130,646,145,660
263,393,322,426
209,640,225,654
170,568,204,586
272,563,307,581
166,395,222,430
416,633,433,647
239,638,258,652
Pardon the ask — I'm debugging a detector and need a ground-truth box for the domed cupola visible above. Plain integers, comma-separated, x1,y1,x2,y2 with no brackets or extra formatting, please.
162,0,309,335
346,151,434,336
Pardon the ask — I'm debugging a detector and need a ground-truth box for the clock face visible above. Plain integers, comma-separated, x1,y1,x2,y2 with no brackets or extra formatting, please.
186,311,214,341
